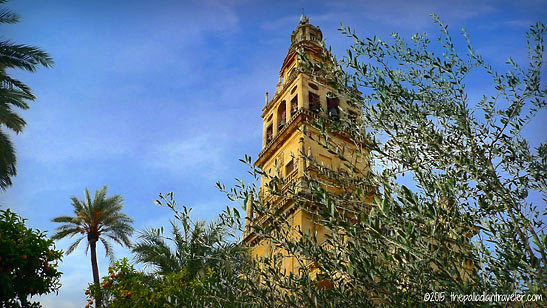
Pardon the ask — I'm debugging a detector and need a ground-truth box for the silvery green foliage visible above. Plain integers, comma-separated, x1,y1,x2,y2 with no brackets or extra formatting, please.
216,17,546,307
329,15,546,296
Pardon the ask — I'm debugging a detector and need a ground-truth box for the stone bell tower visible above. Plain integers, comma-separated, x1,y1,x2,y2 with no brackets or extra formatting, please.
243,13,366,275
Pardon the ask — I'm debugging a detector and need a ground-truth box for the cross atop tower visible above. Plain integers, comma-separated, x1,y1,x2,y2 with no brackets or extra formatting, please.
299,8,309,25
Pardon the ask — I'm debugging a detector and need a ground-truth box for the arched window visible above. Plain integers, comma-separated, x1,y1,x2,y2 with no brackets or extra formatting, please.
285,158,295,175
291,95,298,116
309,91,320,113
266,124,273,143
327,94,339,117
278,101,287,130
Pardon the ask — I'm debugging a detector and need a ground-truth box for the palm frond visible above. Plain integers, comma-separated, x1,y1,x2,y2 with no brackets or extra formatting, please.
130,214,244,279
132,227,180,274
103,225,133,247
0,72,33,97
0,41,54,71
51,226,81,240
104,233,125,247
83,188,93,211
0,90,34,112
0,129,15,190
101,213,132,227
0,104,26,133
0,88,34,106
70,197,85,216
52,186,133,267
0,3,53,191
94,185,108,206
0,8,19,24
65,236,85,255
100,237,115,264
51,215,77,223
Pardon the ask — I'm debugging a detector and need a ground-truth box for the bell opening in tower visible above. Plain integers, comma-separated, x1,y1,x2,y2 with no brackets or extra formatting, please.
309,92,320,113
327,95,339,117
266,124,273,143
278,101,287,130
291,95,298,116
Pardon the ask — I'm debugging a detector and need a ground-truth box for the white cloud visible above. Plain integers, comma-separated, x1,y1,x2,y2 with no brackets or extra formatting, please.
505,19,535,29
147,134,228,178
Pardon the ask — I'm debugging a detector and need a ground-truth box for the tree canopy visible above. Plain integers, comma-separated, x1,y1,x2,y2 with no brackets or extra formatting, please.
0,0,53,190
0,209,63,308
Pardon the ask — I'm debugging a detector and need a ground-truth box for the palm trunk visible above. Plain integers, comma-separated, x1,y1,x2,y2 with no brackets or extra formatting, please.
90,240,102,308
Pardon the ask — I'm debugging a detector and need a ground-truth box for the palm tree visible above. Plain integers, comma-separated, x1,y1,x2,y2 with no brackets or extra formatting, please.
51,186,134,308
132,214,243,279
0,1,54,190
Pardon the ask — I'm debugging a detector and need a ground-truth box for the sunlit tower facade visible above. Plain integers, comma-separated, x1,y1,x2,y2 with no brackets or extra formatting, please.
243,14,367,275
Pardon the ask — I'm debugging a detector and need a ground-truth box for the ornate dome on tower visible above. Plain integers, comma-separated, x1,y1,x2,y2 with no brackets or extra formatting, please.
290,12,323,46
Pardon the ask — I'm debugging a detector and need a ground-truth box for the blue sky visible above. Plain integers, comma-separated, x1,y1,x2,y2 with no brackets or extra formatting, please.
0,0,545,306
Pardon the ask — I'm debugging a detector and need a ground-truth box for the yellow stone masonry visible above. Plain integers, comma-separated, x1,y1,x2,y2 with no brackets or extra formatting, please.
243,14,367,275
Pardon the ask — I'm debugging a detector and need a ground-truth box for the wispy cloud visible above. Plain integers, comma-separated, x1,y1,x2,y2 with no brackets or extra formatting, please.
505,19,535,29
19,134,129,164
147,134,228,178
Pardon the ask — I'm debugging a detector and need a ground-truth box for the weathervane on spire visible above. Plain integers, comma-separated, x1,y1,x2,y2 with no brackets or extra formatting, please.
299,8,309,25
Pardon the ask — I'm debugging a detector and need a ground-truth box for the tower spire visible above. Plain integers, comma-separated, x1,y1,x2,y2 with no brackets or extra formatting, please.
291,9,321,45
299,8,309,25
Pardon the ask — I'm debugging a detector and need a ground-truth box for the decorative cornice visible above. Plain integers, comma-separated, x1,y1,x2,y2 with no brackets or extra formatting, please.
256,108,316,167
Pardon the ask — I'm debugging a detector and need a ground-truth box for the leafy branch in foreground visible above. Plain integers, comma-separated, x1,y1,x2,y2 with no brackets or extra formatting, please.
293,16,545,304
225,17,546,307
